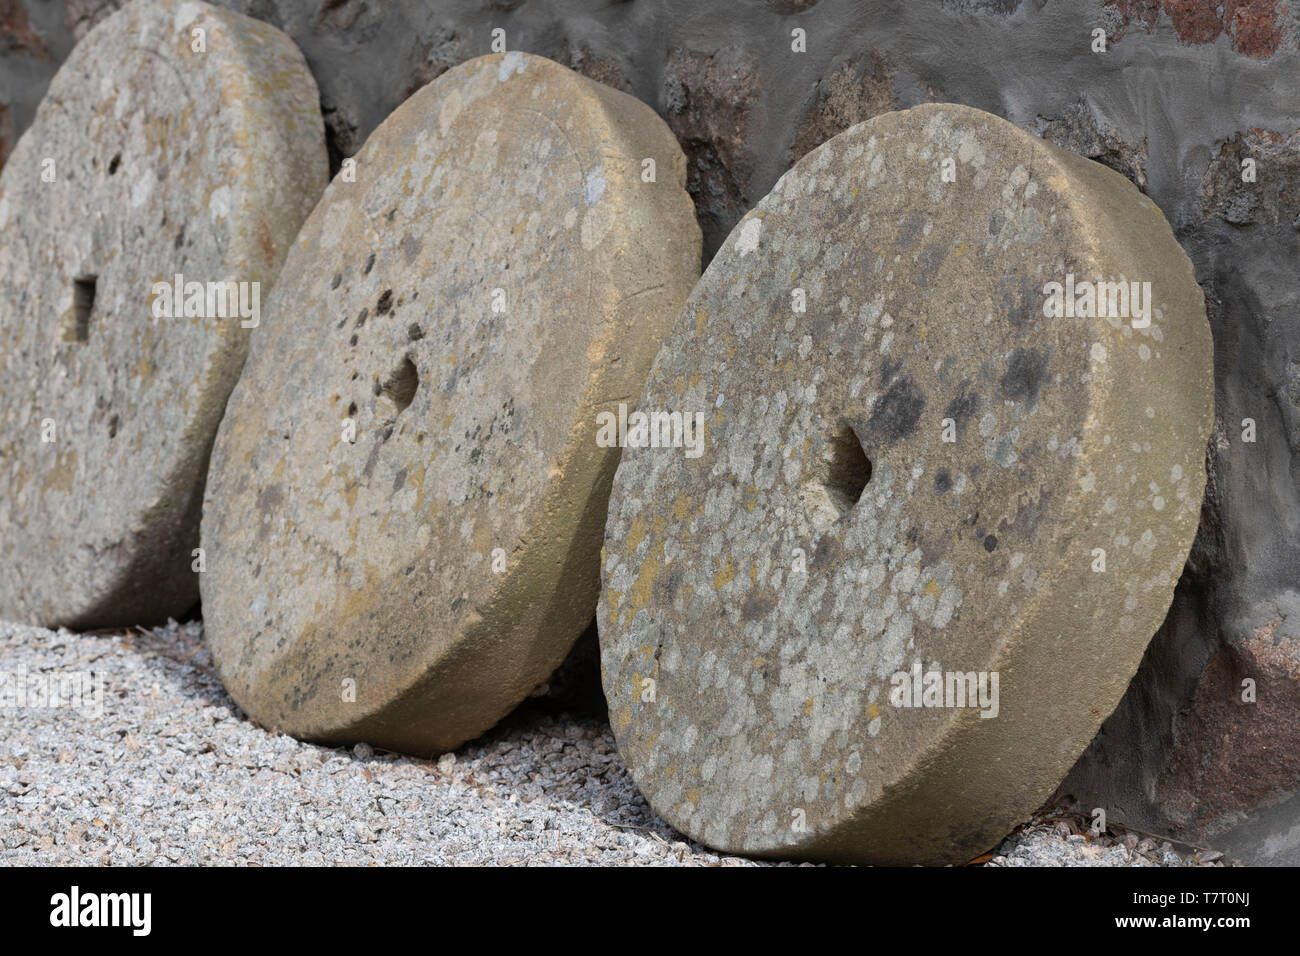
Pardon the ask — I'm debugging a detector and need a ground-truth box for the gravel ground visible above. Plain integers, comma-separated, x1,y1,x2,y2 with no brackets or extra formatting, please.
0,619,1225,866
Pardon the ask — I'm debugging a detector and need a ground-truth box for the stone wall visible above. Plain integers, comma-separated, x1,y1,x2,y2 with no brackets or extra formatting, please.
3,0,1298,863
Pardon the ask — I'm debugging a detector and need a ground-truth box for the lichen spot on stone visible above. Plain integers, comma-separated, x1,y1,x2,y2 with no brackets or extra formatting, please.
498,51,527,82
735,217,762,256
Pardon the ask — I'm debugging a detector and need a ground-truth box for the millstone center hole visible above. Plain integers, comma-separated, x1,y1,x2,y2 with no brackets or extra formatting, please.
801,420,872,531
825,421,871,508
381,354,418,417
69,275,97,343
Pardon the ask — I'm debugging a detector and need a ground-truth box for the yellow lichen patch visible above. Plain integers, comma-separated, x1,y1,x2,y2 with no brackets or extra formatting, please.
693,306,710,336
471,521,497,561
866,702,881,721
712,555,736,590
924,578,942,599
804,696,815,716
42,449,78,494
627,553,660,611
406,460,427,500
686,787,701,805
625,513,648,553
131,354,156,381
584,332,610,365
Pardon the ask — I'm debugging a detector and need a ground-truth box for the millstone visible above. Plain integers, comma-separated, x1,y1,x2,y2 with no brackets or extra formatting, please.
200,53,700,753
0,0,326,628
597,103,1214,864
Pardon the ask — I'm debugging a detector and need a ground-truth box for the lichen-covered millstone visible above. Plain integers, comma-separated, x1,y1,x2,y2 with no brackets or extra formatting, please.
598,103,1214,864
0,0,327,628
200,53,700,754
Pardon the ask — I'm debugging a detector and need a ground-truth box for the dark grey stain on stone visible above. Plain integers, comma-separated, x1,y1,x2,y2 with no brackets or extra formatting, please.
867,373,925,444
1000,347,1050,407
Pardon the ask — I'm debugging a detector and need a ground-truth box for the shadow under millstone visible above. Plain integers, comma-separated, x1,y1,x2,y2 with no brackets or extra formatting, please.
515,618,608,720
456,618,609,748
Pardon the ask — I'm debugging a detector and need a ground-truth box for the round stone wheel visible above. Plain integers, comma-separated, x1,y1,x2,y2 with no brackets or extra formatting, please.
597,103,1214,864
0,0,327,628
200,53,701,754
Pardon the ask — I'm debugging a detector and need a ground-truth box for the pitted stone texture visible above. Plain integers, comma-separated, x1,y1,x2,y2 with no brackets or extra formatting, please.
201,53,700,755
0,0,326,627
598,103,1214,864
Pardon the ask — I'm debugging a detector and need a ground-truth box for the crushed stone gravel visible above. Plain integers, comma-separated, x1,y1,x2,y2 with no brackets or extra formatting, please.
0,619,1222,866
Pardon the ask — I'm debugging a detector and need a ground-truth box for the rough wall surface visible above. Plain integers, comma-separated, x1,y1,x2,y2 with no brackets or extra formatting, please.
2,0,1297,863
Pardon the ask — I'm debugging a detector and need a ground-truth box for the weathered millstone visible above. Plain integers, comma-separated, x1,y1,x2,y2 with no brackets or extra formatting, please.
598,103,1214,864
200,52,700,754
0,0,327,627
